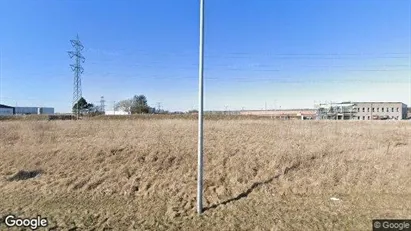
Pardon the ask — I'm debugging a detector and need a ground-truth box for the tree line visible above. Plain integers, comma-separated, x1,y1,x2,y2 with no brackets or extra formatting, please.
72,94,168,115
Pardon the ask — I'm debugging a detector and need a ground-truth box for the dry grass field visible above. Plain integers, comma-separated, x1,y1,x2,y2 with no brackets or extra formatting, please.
0,118,410,230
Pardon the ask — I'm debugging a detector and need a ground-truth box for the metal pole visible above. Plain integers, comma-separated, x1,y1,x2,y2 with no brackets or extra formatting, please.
197,0,205,215
0,49,2,105
77,100,79,119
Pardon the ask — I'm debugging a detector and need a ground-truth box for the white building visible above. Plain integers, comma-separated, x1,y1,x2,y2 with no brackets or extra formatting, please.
105,110,130,115
316,101,408,120
354,102,407,120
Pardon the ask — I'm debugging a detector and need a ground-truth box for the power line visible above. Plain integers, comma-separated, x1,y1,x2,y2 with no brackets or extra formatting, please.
68,34,85,118
83,48,411,58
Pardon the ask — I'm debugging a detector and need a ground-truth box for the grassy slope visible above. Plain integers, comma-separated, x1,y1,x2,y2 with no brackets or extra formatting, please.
0,119,410,230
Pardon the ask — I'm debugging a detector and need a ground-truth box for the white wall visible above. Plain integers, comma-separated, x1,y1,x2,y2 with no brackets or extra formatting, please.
105,110,130,115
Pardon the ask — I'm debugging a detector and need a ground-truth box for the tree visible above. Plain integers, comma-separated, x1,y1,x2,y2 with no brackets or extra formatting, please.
72,97,94,115
131,95,150,114
115,95,151,114
115,99,133,113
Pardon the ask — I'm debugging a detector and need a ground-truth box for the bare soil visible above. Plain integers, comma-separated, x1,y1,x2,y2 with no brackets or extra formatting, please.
0,119,410,230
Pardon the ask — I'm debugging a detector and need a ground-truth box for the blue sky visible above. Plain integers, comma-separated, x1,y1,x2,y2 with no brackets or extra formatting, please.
0,0,410,112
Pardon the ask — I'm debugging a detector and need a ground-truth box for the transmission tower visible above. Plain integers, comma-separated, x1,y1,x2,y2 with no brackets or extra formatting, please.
156,102,161,113
68,34,85,118
100,96,105,112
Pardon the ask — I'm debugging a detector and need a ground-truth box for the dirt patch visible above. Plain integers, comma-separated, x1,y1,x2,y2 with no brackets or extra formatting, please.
7,169,43,181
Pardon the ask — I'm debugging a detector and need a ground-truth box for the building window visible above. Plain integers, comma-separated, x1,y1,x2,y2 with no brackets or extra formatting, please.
362,107,365,112
367,108,370,112
387,108,389,112
377,108,379,112
397,108,399,112
358,116,360,120
368,116,370,120
382,108,384,112
373,108,375,112
392,108,394,112
363,116,365,120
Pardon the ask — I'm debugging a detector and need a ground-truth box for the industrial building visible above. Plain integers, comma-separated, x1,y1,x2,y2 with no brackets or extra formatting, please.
316,102,408,120
0,104,54,116
14,107,54,115
316,102,357,120
0,104,15,115
354,102,407,120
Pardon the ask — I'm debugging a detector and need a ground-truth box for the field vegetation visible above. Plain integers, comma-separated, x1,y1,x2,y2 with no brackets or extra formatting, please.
0,118,410,230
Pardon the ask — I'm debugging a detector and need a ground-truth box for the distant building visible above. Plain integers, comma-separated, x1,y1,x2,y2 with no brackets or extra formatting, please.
37,107,54,115
354,102,407,120
316,101,408,120
15,106,54,115
0,104,54,116
14,107,38,115
105,110,130,115
239,109,317,119
316,102,357,120
0,104,15,116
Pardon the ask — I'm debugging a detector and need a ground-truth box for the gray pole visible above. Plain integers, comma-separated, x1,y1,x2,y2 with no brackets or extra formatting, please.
197,0,205,214
0,49,2,105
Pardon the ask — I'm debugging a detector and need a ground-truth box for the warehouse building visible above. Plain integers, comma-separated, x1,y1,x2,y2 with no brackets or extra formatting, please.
0,104,54,116
354,102,407,120
14,107,54,115
0,104,15,115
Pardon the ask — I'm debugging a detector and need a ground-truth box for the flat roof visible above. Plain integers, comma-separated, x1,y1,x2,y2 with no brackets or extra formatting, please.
226,109,316,112
354,102,405,104
0,104,14,109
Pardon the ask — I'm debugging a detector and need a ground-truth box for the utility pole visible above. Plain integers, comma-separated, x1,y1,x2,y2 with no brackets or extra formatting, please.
0,49,2,105
68,34,85,119
197,0,205,215
100,96,105,113
113,101,116,115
